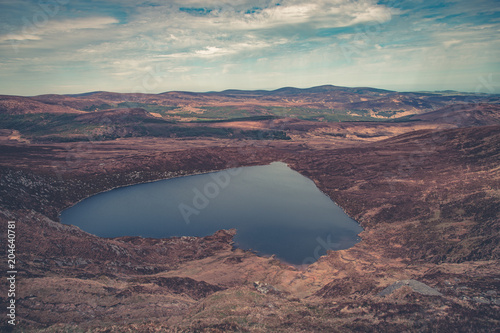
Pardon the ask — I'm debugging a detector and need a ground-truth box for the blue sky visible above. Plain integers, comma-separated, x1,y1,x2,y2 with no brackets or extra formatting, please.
0,0,499,95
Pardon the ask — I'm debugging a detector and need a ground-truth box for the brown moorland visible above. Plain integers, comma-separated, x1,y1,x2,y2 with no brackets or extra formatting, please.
0,88,499,332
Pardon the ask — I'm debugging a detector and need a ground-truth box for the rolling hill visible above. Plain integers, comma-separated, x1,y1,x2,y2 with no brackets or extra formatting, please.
0,85,498,124
411,103,500,127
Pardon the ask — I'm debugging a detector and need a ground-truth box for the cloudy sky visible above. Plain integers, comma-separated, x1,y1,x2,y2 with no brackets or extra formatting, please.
0,0,499,95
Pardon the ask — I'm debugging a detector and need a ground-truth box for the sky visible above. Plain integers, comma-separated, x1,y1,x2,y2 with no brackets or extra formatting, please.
0,0,499,96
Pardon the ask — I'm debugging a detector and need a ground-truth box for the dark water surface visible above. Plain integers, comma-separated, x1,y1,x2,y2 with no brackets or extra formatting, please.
60,162,363,264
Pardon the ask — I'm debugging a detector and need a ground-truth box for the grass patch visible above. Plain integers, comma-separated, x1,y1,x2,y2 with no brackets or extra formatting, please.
116,102,180,115
264,107,390,122
195,106,263,119
191,115,279,123
78,102,181,115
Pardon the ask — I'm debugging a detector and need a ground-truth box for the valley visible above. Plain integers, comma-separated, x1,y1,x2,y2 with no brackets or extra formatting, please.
0,86,499,332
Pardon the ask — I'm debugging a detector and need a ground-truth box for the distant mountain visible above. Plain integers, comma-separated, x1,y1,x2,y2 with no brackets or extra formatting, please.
211,85,395,96
1,85,498,122
65,91,106,97
208,85,395,100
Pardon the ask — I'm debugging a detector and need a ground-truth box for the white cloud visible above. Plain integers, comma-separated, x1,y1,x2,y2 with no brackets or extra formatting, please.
0,16,118,42
154,39,278,60
443,39,462,48
174,0,393,30
195,46,226,56
348,5,393,25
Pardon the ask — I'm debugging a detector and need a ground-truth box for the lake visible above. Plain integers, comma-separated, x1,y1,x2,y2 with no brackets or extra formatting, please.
60,162,363,265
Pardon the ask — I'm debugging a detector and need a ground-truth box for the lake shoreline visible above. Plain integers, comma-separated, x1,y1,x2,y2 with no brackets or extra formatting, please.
60,161,363,265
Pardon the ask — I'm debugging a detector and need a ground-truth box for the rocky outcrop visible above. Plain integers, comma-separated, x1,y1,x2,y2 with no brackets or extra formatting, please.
378,280,442,297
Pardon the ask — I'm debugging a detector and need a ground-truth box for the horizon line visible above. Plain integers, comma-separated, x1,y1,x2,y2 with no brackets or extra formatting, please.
7,84,495,98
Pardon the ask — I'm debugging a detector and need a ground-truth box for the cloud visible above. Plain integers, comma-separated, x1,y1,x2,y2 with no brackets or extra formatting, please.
443,39,462,48
0,0,499,95
0,16,118,42
86,0,394,67
164,0,393,31
156,39,283,60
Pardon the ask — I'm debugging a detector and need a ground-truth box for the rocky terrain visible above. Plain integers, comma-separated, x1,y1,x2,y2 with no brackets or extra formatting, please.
0,87,499,332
